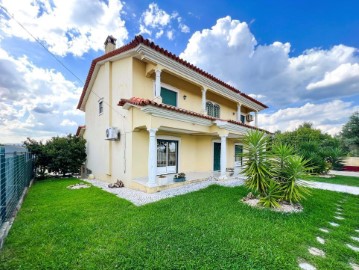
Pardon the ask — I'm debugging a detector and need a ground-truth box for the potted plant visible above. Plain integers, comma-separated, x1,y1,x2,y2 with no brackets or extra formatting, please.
173,172,186,182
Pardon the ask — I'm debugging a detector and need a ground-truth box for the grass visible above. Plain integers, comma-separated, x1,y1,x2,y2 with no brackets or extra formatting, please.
304,175,359,187
0,178,358,270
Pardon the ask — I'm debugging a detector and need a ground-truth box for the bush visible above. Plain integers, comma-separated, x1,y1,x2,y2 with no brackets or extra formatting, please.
242,132,311,208
24,135,86,178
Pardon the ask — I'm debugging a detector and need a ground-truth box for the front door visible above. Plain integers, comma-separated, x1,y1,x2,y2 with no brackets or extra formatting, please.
213,142,221,171
157,139,178,175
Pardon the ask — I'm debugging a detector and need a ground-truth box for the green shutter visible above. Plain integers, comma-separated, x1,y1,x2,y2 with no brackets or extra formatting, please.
161,87,177,106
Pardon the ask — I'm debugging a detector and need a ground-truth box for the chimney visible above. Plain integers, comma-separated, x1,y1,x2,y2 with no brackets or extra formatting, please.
104,35,117,54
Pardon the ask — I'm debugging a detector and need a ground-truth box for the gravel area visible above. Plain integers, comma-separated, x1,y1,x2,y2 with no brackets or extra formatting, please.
84,177,245,206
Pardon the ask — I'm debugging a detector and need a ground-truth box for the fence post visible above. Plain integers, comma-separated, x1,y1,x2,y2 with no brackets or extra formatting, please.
0,147,6,222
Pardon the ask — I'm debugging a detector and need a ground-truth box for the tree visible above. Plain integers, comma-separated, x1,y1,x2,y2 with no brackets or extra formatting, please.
24,135,86,178
340,111,359,156
24,138,50,178
274,122,343,174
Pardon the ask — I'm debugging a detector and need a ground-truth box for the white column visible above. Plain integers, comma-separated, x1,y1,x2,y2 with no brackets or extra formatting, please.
220,135,227,179
147,128,158,186
155,69,162,98
201,87,207,114
237,103,242,122
255,111,258,127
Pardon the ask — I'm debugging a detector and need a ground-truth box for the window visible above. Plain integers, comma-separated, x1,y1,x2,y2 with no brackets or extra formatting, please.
161,87,177,106
206,101,220,118
235,145,243,166
98,99,104,115
240,114,245,124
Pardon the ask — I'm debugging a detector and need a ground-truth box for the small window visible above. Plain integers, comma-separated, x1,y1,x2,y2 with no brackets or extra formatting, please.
206,101,220,118
161,87,177,106
240,114,245,124
98,99,104,115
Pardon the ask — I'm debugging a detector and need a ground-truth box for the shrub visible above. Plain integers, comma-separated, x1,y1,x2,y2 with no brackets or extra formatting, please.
242,130,272,196
242,132,312,208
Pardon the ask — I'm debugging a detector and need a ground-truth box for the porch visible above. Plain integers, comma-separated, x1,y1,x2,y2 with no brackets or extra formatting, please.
130,170,245,193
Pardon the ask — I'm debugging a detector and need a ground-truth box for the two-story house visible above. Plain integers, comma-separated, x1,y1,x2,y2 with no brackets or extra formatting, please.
76,35,269,193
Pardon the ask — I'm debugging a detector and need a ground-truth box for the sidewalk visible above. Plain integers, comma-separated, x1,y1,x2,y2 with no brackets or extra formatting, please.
301,180,359,195
329,170,359,177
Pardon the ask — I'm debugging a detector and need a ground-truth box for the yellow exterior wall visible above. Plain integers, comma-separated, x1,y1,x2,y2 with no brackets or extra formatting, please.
84,55,253,187
84,58,133,185
344,157,359,167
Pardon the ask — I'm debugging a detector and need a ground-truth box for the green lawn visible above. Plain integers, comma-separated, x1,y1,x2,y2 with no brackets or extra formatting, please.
304,175,359,187
0,179,358,270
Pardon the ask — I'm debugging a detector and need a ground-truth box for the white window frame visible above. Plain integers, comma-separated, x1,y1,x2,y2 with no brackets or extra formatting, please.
152,81,180,106
206,100,220,118
156,135,181,175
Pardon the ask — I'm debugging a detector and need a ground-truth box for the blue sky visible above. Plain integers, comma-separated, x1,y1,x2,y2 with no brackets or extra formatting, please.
0,0,358,143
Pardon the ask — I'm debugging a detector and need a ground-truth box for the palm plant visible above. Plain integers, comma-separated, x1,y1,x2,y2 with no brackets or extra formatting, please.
281,155,311,203
259,180,283,208
271,142,294,183
242,130,272,195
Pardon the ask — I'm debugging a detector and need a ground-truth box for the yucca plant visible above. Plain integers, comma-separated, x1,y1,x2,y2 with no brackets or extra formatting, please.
242,130,272,195
271,142,295,183
258,180,283,208
281,155,312,203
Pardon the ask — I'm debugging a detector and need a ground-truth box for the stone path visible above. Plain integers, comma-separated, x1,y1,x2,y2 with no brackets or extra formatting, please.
329,170,359,177
299,196,359,270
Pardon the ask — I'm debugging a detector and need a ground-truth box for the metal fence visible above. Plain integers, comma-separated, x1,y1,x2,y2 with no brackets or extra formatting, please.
0,146,34,228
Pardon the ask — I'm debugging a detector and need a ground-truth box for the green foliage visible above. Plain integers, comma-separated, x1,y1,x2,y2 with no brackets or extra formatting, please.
274,122,344,174
258,181,282,208
24,138,50,178
280,155,311,203
24,135,86,178
242,132,312,207
340,111,359,156
1,179,358,270
242,130,272,195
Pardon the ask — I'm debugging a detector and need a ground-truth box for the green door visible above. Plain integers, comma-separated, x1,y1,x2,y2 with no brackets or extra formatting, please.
161,87,177,106
213,142,221,171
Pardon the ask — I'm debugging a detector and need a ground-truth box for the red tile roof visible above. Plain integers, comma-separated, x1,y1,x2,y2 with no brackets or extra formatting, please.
77,35,268,110
118,97,270,133
76,125,86,136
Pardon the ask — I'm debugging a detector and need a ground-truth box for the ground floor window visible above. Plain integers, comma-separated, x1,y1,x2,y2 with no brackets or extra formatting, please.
157,139,178,174
235,144,243,166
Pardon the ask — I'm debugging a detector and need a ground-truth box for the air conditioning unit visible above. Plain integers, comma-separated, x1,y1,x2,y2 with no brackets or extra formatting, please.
246,114,254,122
105,127,119,140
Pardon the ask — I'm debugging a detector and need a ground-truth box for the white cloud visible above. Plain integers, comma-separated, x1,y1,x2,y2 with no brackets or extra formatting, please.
60,119,77,126
0,0,128,57
180,16,359,106
307,63,359,91
258,100,359,136
139,3,189,40
142,3,171,28
166,30,174,40
0,47,83,144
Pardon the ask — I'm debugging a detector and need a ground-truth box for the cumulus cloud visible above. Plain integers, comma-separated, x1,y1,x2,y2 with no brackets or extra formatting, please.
180,16,359,106
0,0,128,57
258,100,359,136
139,2,190,40
0,48,83,144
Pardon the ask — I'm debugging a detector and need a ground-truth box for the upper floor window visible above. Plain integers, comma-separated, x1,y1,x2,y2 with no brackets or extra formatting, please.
240,114,245,124
206,101,220,118
161,87,177,106
98,98,104,115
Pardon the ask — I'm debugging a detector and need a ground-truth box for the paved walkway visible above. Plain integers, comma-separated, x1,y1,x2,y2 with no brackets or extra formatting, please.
301,180,359,195
329,170,359,177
